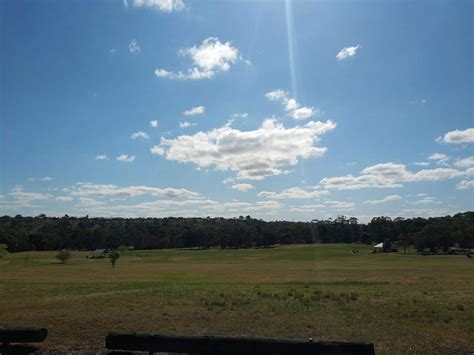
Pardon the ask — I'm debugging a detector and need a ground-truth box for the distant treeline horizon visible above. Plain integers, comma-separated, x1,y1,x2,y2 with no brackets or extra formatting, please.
1,212,473,253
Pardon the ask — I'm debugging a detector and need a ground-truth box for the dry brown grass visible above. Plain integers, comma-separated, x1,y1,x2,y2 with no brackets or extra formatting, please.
1,244,473,353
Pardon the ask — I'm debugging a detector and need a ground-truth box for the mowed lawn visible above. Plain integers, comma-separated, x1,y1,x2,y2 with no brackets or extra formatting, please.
1,244,473,353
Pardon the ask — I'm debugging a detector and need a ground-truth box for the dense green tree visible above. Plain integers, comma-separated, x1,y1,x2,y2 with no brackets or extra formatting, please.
0,213,472,253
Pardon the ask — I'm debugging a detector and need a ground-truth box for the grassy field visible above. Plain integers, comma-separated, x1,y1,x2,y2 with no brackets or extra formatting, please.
1,244,473,353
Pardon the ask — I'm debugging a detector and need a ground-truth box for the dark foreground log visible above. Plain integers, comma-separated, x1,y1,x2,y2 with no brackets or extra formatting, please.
0,328,47,345
106,332,375,355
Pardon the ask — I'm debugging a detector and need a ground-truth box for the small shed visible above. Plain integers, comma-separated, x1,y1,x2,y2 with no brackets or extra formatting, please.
373,242,384,253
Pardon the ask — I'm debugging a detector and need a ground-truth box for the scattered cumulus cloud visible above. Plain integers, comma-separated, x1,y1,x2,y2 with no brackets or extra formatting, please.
457,180,474,190
364,195,402,205
265,89,317,120
116,154,135,163
8,186,50,206
436,128,474,144
232,113,248,118
150,145,164,155
63,182,200,200
183,106,205,116
454,156,474,169
96,155,109,160
407,196,441,205
336,45,361,60
151,118,336,181
131,0,186,12
428,153,448,161
131,131,150,140
321,162,466,190
258,187,330,199
179,121,197,129
289,204,325,213
428,152,449,165
412,161,430,166
150,120,158,128
128,39,140,53
324,200,355,209
231,183,255,192
155,37,246,80
56,196,73,202
28,176,54,182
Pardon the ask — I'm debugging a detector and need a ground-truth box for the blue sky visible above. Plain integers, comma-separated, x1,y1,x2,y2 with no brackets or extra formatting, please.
1,0,473,222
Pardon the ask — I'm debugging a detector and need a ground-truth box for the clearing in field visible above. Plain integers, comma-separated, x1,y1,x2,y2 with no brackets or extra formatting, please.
1,244,473,353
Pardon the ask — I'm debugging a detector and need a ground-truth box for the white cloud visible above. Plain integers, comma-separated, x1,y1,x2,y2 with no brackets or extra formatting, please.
289,204,325,212
224,113,249,128
428,152,449,165
324,200,355,209
436,128,474,144
69,195,281,218
428,153,448,161
151,118,336,181
291,107,317,120
336,45,361,60
77,197,106,207
179,121,196,128
150,146,164,155
457,180,474,190
231,183,255,192
183,106,205,116
246,200,283,212
131,131,150,140
456,180,474,190
155,37,244,80
28,176,54,182
150,120,158,128
116,154,135,163
9,186,50,205
232,113,248,118
63,182,200,200
321,162,465,190
412,161,430,166
96,155,109,160
454,156,474,169
265,89,287,101
131,0,185,12
128,39,140,53
407,196,441,205
258,187,330,199
56,196,74,202
364,195,402,205
265,89,317,120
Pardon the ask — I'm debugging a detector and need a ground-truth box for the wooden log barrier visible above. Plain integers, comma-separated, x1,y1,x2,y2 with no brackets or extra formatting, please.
0,328,47,346
106,332,375,354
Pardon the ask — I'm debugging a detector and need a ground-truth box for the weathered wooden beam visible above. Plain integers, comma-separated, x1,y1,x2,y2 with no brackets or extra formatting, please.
0,328,47,345
106,332,375,354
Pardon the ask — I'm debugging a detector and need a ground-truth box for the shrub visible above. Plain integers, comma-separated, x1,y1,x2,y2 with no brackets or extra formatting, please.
109,250,120,268
56,250,71,264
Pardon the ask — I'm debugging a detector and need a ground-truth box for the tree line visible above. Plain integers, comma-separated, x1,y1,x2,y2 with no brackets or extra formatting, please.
0,212,472,253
